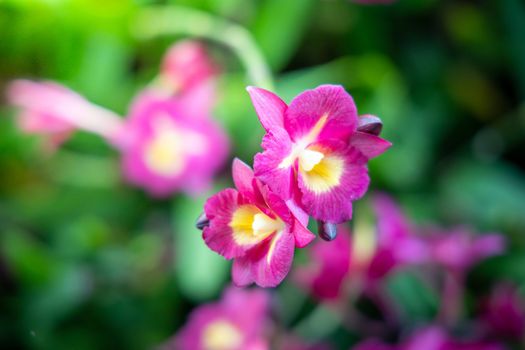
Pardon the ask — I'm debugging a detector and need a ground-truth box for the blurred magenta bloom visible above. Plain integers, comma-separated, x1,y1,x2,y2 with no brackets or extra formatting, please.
297,194,426,300
114,87,229,197
158,40,219,96
428,227,505,273
482,283,525,340
295,225,351,300
6,79,124,150
169,286,269,350
367,194,428,279
248,85,391,224
203,159,315,287
354,326,504,350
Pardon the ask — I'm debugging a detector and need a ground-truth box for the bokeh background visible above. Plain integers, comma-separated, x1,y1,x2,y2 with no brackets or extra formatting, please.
1,0,525,349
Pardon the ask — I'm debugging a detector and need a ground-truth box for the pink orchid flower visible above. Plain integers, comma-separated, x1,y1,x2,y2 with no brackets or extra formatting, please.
354,326,505,350
297,194,427,300
481,283,525,340
428,227,505,273
167,286,269,350
202,158,315,287
6,79,124,149
114,87,229,197
157,40,219,96
248,85,391,224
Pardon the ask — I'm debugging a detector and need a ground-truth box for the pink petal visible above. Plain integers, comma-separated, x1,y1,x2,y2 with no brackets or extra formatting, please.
284,85,358,142
232,158,255,198
298,144,369,223
246,86,287,132
292,219,316,248
254,127,295,199
203,189,255,259
351,132,392,159
286,198,309,227
251,231,295,287
296,227,351,300
232,256,255,287
178,80,216,118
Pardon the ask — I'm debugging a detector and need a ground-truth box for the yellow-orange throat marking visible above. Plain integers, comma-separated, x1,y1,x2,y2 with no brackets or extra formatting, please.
229,205,284,245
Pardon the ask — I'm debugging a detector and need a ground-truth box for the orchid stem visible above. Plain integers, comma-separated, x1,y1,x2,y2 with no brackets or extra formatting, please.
133,5,275,90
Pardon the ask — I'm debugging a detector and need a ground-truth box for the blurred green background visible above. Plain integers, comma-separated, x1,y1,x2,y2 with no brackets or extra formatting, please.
1,0,525,349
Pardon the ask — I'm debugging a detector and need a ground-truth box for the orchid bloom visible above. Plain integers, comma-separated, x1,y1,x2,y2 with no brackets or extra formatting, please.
6,79,124,149
157,40,219,96
297,194,427,300
248,85,391,224
428,227,505,273
202,158,315,287
482,283,525,340
169,286,269,350
114,87,229,197
354,326,505,350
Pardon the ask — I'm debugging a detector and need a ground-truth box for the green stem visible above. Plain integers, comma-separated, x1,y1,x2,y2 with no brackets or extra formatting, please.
132,5,275,90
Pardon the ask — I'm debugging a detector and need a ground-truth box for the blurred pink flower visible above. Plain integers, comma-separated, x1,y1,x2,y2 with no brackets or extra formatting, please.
354,326,505,350
157,40,219,96
167,286,269,350
248,85,391,224
203,159,315,287
428,227,505,273
6,79,124,150
295,225,351,300
114,86,229,197
482,283,525,340
296,194,426,300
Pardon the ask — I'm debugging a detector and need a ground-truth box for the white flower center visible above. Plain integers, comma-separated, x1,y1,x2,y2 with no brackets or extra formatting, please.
252,212,285,236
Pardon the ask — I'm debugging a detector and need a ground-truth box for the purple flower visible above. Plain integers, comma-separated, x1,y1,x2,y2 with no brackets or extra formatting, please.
353,326,505,350
6,79,124,150
295,225,352,300
114,87,229,197
168,286,269,350
203,158,315,287
482,283,525,340
428,227,505,273
248,85,391,224
296,194,426,300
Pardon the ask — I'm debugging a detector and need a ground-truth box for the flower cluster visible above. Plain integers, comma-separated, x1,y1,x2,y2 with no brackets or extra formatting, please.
6,40,228,197
199,85,391,287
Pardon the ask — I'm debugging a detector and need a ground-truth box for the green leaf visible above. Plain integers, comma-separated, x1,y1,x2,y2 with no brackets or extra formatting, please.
171,194,228,301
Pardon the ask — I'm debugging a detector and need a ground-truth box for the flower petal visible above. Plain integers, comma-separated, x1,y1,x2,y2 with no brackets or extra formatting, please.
254,127,295,198
246,86,287,132
251,231,295,287
232,158,255,198
231,257,253,287
292,219,316,248
298,144,369,223
203,189,256,259
350,132,392,159
284,85,358,142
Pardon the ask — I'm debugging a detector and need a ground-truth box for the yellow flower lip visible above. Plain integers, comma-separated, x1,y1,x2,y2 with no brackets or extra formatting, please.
230,205,284,246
